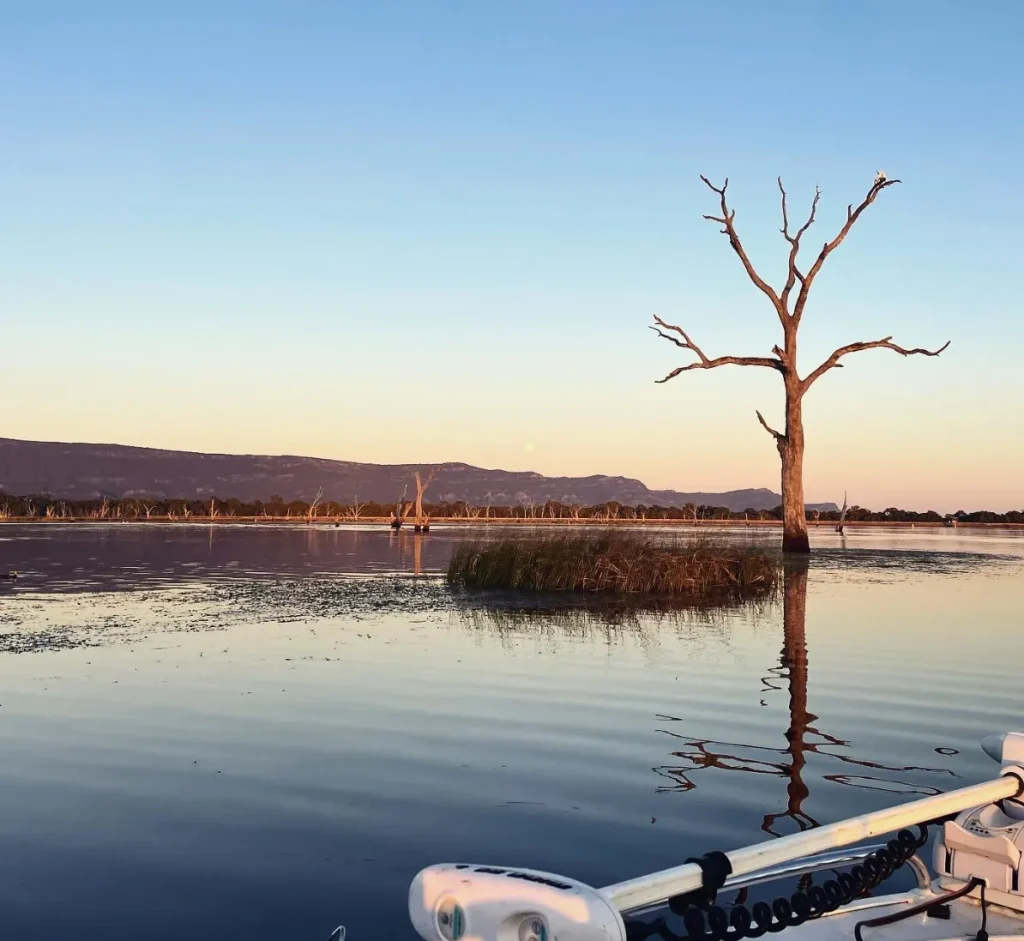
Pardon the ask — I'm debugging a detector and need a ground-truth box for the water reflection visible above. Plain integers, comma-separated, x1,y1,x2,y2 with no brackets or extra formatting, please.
0,523,455,593
453,559,959,838
2,523,1018,597
652,561,953,835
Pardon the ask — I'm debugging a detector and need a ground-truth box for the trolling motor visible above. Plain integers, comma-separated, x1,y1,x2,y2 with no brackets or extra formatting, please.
409,733,1024,941
408,866,626,941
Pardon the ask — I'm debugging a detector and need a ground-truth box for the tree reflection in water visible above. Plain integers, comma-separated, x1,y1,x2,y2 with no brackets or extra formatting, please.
653,559,954,836
454,560,956,838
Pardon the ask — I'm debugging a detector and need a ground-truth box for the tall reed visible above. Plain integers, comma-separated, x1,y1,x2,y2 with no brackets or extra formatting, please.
446,530,779,600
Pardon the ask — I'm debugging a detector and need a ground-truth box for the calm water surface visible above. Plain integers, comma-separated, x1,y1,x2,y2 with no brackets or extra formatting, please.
0,524,1021,939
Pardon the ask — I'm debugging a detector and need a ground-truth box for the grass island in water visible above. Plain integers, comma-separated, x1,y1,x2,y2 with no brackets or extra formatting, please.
446,530,780,602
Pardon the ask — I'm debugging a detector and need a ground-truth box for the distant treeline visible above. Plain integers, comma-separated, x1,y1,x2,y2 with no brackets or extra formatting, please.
0,493,1021,524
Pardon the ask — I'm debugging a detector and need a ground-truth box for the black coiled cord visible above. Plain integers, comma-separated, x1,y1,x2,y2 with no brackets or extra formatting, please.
624,824,931,941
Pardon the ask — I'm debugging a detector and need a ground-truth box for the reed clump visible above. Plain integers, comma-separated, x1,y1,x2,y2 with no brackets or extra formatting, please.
446,530,780,601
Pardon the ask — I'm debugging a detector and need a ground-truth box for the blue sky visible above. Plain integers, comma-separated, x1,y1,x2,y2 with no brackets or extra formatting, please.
1,1,1021,511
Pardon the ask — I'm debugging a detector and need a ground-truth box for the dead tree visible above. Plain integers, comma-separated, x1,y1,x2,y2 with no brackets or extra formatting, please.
347,495,368,520
306,487,323,522
412,467,438,530
652,174,949,552
836,492,849,534
391,484,410,530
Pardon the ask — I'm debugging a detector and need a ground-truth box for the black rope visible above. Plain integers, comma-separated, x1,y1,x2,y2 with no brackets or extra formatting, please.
624,824,931,941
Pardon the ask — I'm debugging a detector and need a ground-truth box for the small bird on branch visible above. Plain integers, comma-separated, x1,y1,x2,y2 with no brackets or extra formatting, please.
874,170,887,185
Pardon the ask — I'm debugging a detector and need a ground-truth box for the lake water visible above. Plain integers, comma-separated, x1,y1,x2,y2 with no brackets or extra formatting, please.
0,524,1021,940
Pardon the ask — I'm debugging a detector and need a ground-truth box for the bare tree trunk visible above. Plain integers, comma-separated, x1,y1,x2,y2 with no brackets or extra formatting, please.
307,487,323,523
413,468,438,529
780,389,810,553
392,484,408,529
836,492,849,534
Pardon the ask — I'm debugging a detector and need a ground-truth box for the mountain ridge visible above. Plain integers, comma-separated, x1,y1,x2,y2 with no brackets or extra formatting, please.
0,436,837,512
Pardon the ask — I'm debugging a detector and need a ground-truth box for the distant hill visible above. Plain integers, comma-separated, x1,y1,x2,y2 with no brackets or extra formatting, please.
0,437,837,512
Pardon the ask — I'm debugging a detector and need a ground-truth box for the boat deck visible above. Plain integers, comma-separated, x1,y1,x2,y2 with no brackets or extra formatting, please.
788,890,1023,941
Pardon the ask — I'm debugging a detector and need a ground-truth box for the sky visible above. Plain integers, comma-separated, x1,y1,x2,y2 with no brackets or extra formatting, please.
1,1,1022,512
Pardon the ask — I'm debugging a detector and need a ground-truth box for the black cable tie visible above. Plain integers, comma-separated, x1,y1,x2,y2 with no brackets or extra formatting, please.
666,851,734,915
688,851,733,899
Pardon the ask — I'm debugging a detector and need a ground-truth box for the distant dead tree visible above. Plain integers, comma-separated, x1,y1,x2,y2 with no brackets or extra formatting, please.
391,484,411,530
413,468,438,530
306,487,323,522
347,495,368,520
652,174,949,552
836,492,849,535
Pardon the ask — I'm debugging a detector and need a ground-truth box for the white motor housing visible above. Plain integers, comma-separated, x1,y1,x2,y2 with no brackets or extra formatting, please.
934,799,1024,911
409,864,627,941
935,734,1024,912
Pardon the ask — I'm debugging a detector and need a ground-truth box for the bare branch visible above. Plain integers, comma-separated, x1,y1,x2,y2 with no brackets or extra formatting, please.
802,336,950,391
700,175,785,323
791,177,901,325
651,316,782,382
778,177,789,237
756,410,785,441
778,178,820,311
